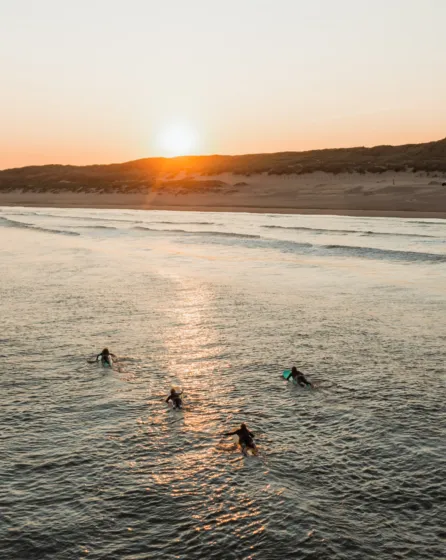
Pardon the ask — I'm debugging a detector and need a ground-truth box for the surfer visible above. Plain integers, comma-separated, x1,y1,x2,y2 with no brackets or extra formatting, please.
96,348,116,366
288,366,313,388
166,388,183,409
224,423,257,454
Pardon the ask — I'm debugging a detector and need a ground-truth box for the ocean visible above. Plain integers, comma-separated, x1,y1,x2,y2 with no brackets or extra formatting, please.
1,207,445,560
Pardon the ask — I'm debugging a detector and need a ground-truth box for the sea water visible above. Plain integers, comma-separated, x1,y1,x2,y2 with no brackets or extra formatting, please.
1,207,445,559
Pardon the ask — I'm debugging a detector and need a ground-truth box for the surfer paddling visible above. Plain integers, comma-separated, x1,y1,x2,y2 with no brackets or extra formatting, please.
166,388,184,409
95,348,116,366
287,366,313,388
224,423,257,455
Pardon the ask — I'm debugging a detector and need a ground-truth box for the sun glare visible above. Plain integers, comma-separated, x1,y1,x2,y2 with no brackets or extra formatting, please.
157,124,198,157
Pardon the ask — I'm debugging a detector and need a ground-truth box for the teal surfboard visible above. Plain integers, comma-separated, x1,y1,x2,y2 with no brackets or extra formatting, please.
283,369,314,389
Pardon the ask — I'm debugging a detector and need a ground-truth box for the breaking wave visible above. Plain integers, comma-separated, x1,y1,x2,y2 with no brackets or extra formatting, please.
322,244,446,263
362,231,434,239
76,225,117,230
133,226,260,239
0,211,141,224
132,225,444,262
410,220,446,225
263,225,354,234
152,221,218,226
263,225,435,238
0,216,79,236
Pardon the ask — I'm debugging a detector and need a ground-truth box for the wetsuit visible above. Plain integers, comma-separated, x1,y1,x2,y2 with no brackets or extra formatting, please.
166,392,183,409
227,428,256,450
97,352,115,366
289,369,312,387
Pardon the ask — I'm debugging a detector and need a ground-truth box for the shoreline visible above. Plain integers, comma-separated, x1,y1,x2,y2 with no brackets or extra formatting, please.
0,197,445,219
1,169,446,219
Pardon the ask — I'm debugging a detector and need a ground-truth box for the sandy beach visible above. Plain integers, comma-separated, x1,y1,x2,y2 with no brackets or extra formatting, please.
1,171,445,218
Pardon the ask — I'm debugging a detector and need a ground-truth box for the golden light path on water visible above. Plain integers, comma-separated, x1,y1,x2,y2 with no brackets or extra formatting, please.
144,276,268,539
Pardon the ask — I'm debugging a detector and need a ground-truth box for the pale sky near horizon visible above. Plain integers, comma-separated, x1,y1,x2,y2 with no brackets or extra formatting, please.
1,0,445,169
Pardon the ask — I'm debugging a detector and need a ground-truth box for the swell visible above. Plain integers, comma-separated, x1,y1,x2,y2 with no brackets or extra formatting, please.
133,226,260,239
265,238,446,263
2,212,221,229
362,230,434,239
322,243,446,263
410,220,446,225
0,216,79,236
132,224,445,262
1,212,217,227
76,225,117,230
153,221,218,226
1,211,141,224
263,225,435,238
264,225,357,234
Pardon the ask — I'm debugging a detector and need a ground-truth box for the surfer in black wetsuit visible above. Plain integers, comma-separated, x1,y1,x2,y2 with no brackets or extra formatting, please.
96,348,116,366
288,366,313,388
225,423,257,453
166,388,183,409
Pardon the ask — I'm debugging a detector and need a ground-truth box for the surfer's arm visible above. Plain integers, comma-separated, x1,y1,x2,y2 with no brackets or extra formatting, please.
96,353,101,361
224,429,239,437
166,395,172,403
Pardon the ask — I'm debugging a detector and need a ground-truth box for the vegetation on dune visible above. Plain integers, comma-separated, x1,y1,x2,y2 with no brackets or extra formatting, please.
1,138,446,193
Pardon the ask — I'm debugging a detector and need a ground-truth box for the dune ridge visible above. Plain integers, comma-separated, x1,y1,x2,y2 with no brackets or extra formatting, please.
1,139,446,217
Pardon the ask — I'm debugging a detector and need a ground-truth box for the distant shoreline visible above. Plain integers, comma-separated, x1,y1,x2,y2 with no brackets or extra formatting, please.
0,192,445,219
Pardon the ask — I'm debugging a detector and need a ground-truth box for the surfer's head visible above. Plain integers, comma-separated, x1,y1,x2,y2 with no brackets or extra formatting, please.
241,423,247,430
102,348,109,355
291,366,297,374
171,388,176,394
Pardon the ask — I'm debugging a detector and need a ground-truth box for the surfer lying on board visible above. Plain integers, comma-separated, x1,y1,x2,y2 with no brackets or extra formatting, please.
96,348,116,366
288,366,313,388
166,388,183,409
224,423,257,453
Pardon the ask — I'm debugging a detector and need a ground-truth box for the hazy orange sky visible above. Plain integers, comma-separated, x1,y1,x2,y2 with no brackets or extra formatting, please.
1,0,446,169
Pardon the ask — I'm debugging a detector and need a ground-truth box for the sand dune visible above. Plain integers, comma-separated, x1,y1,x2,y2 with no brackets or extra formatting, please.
0,171,445,218
2,138,446,217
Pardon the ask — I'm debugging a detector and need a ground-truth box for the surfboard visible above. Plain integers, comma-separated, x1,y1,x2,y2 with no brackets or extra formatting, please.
283,369,315,389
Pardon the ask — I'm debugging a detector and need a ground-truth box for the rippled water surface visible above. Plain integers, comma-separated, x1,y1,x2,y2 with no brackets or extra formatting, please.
1,207,445,559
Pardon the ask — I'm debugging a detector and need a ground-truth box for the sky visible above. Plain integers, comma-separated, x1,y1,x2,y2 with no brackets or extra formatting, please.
1,0,446,169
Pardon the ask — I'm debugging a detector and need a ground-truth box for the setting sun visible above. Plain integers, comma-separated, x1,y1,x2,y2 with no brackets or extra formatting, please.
157,124,198,157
